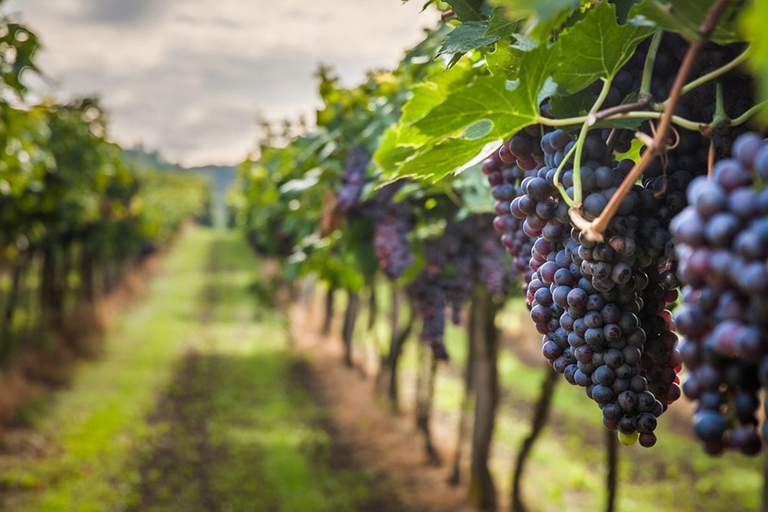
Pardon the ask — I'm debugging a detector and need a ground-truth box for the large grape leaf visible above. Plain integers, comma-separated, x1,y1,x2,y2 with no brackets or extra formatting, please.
552,2,654,94
628,0,743,44
400,84,446,125
383,47,551,179
400,60,478,125
412,75,530,138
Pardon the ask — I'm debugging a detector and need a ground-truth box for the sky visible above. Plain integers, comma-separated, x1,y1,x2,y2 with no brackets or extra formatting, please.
2,0,440,166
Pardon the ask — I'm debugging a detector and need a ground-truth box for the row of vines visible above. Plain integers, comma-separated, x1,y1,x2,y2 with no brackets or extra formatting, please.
237,0,768,510
0,3,208,411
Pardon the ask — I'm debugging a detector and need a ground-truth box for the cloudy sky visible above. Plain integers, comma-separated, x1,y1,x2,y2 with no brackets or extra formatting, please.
2,0,440,166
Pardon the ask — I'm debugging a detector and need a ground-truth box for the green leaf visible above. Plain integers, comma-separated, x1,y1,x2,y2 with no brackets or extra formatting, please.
464,119,494,140
485,9,521,40
485,41,521,76
740,0,768,125
411,75,530,138
612,0,640,23
552,2,654,94
400,62,477,126
628,0,743,44
398,138,501,181
414,43,552,139
445,0,485,21
491,0,579,39
401,84,446,125
373,126,419,171
438,21,499,57
548,88,596,119
386,45,555,179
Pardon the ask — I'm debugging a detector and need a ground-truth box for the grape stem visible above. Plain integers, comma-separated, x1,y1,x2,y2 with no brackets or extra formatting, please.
640,31,663,98
541,110,702,132
591,110,702,131
553,140,579,208
589,30,663,125
661,46,751,109
709,82,727,132
572,78,614,206
568,0,733,242
589,98,653,125
729,100,768,127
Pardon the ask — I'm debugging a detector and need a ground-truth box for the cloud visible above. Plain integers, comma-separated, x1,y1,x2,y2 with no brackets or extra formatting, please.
82,0,174,24
0,0,441,165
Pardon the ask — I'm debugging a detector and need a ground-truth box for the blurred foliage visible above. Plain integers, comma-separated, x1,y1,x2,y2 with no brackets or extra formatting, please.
235,25,494,290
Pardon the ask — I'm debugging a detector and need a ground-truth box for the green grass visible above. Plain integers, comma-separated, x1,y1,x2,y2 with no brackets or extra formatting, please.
199,231,374,512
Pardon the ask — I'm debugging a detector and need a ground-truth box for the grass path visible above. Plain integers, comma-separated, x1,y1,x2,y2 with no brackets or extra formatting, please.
0,228,381,511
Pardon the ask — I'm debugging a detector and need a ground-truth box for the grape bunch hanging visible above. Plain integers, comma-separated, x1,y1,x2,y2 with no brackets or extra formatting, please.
483,28,768,452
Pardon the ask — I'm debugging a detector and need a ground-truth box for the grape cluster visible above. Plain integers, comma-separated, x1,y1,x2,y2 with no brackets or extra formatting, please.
408,214,510,359
475,27,765,452
490,125,688,447
672,132,768,455
335,146,370,214
371,183,414,280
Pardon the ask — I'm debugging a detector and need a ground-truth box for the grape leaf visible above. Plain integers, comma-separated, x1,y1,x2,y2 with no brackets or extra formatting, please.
413,43,552,140
400,61,477,125
376,1,655,181
397,138,501,181
548,88,596,119
373,125,420,171
628,0,743,44
485,9,521,40
383,46,552,179
552,2,654,94
444,0,485,21
485,41,520,76
438,21,499,57
401,84,446,125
